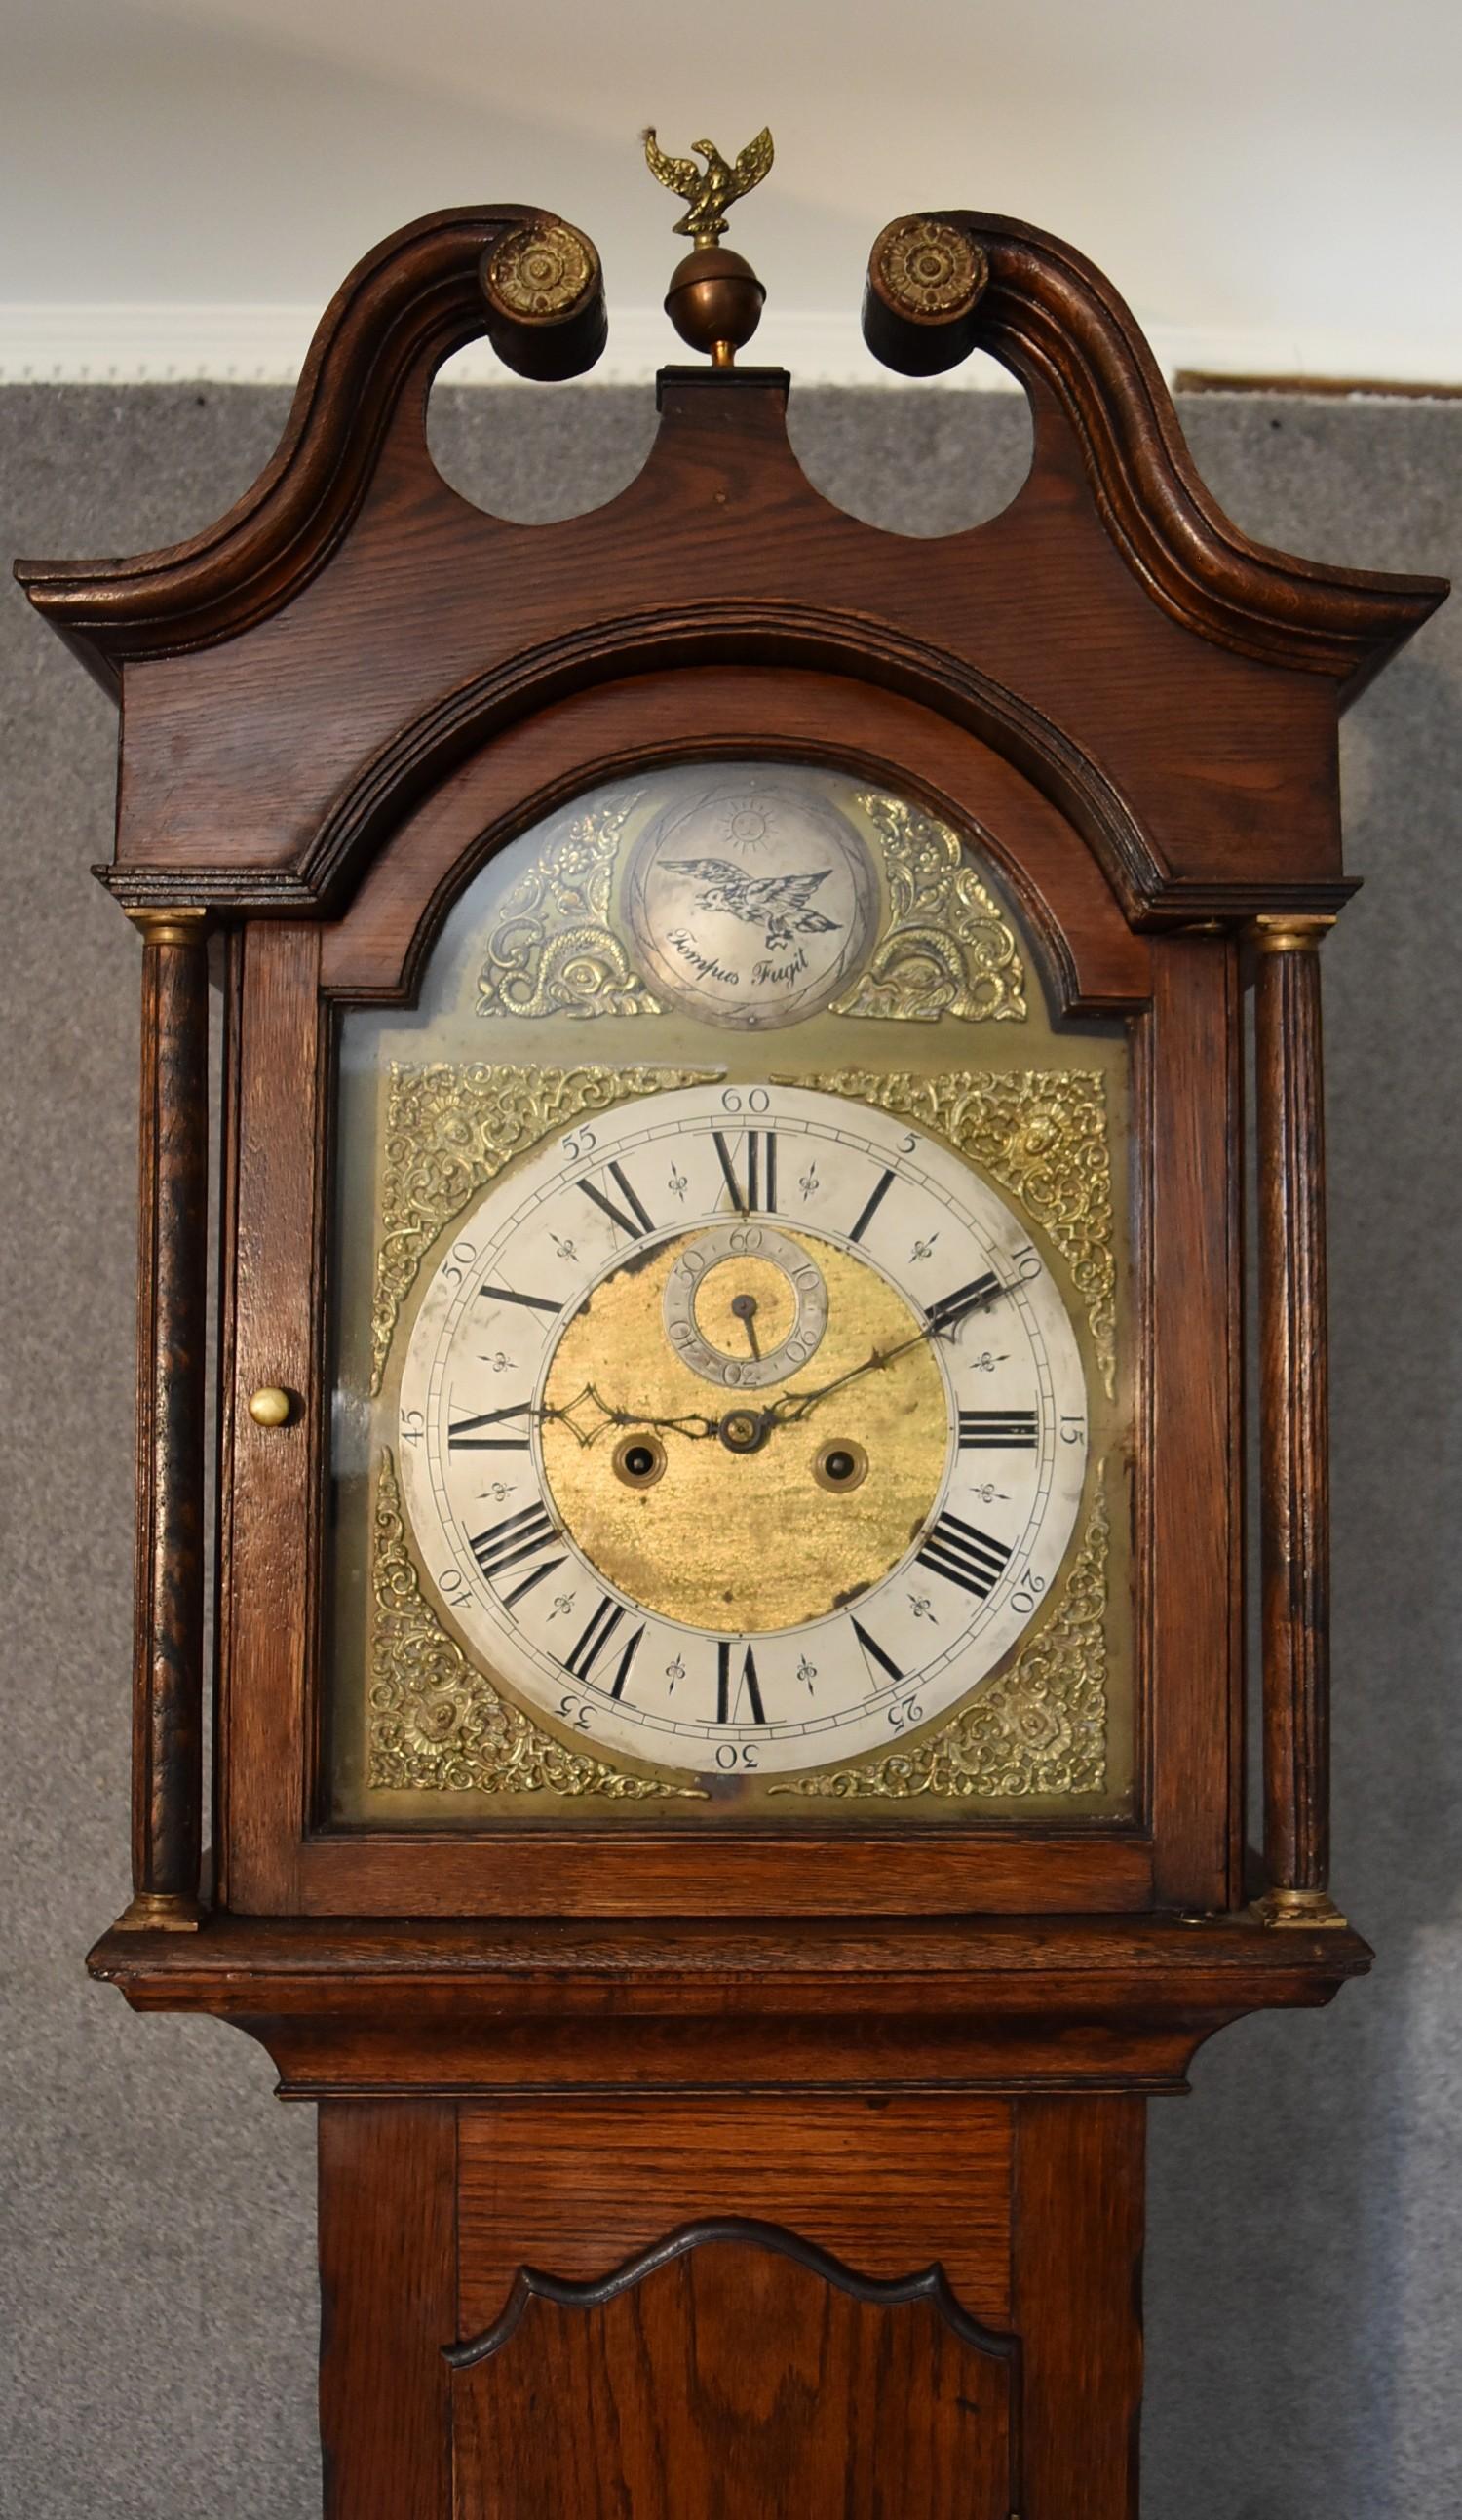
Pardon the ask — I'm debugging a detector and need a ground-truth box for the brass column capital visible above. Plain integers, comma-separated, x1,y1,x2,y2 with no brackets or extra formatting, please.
1250,913,1336,955
125,906,210,949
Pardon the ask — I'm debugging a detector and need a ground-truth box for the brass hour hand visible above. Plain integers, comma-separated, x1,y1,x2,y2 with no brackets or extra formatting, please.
535,1384,720,1446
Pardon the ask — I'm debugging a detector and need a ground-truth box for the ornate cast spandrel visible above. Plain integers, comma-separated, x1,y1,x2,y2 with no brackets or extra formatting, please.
829,793,1028,1024
474,795,665,1021
776,1486,1108,1802
472,778,1028,1032
368,1062,717,1393
367,1453,704,1798
806,1066,1117,1398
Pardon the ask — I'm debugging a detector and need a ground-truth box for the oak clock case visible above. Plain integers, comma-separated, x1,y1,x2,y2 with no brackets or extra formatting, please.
329,763,1131,1832
20,173,1445,2520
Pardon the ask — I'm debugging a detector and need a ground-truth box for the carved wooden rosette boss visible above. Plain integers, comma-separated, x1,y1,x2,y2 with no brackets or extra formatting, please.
18,138,1445,2520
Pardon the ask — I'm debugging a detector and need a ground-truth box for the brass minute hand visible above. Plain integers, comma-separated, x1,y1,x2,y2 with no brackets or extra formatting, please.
764,1271,1009,1431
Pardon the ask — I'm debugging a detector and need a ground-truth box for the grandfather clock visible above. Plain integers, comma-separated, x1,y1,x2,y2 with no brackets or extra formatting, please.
19,139,1446,2517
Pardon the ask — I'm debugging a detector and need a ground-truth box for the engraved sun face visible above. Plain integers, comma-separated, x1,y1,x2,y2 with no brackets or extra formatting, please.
397,1083,1089,1780
623,777,878,1029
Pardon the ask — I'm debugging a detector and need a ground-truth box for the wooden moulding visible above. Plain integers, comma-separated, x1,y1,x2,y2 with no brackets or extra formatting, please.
87,1910,1372,2100
18,204,1443,702
114,910,211,1931
863,210,1446,691
1251,917,1345,1928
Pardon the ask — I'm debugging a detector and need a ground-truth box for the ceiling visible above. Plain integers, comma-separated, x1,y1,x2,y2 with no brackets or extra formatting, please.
3,0,1459,385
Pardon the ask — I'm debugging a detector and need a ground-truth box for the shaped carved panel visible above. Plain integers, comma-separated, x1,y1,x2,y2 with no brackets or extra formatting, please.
447,2219,1019,2520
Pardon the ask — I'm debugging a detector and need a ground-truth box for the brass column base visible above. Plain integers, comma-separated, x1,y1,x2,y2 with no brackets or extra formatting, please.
1252,1887,1349,1930
113,1891,203,1934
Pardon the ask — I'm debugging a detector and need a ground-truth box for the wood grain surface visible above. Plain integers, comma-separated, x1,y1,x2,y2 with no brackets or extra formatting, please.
1254,927,1332,1895
449,2224,1017,2520
124,913,210,1922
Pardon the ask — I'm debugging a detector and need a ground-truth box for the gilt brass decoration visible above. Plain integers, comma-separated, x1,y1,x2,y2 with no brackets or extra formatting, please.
483,220,595,320
811,1066,1117,1396
367,1453,704,1798
474,784,1027,1030
775,1487,1109,1801
642,127,775,245
475,797,665,1021
368,1062,714,1392
873,216,988,321
829,794,1028,1024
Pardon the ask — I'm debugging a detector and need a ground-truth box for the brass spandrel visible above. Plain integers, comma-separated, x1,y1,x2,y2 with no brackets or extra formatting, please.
367,1452,705,1800
829,793,1028,1024
801,1066,1117,1398
774,1486,1109,1799
368,1061,716,1394
474,795,665,1022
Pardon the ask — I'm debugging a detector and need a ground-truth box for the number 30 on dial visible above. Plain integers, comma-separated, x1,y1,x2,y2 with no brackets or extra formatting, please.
398,1084,1088,1777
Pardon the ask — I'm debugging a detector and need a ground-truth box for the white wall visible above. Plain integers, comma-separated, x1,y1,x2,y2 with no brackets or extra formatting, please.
3,0,1460,384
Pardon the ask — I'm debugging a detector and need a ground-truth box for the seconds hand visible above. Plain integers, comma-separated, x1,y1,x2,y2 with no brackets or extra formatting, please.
730,1292,762,1360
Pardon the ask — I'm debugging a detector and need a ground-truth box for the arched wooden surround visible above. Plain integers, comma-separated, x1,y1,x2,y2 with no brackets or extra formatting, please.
317,668,1151,1013
212,671,1243,1919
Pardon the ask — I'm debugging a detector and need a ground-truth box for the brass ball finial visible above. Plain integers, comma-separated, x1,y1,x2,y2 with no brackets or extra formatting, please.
642,124,774,366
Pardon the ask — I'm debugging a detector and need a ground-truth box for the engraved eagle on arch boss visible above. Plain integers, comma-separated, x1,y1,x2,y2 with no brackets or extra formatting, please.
661,858,843,951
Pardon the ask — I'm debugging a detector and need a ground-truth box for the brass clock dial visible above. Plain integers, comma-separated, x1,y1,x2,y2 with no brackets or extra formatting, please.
398,1083,1088,1778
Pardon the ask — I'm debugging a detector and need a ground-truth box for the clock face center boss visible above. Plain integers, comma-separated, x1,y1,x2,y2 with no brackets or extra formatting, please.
399,1084,1088,1777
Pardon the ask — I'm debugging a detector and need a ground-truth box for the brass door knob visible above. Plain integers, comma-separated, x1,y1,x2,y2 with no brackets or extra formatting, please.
248,1386,293,1428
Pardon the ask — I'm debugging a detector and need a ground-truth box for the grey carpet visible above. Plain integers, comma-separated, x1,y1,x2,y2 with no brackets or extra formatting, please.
2,380,1458,2518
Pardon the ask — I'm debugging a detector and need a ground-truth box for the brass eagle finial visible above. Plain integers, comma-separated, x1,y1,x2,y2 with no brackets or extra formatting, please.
641,126,775,247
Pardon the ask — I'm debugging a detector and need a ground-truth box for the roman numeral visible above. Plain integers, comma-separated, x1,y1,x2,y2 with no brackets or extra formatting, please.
448,1403,531,1451
850,1617,904,1684
578,1159,655,1242
712,1128,778,1215
848,1167,895,1245
716,1639,766,1724
958,1410,1039,1450
479,1281,559,1315
562,1596,644,1701
467,1502,562,1608
915,1511,1012,1601
925,1272,1003,1336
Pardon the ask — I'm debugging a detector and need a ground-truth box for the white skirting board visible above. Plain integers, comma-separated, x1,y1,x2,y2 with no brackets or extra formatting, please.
2,300,1460,391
